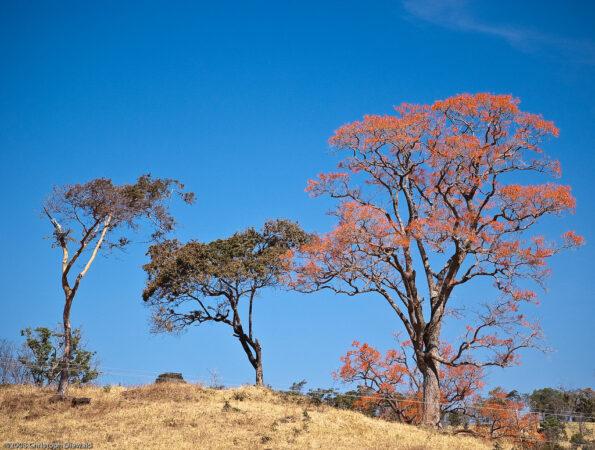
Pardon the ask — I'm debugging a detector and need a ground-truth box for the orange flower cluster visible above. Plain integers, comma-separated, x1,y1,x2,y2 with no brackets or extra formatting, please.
432,93,520,115
474,388,542,443
305,172,349,197
336,341,484,425
500,183,575,215
296,93,582,299
562,230,585,247
337,342,541,444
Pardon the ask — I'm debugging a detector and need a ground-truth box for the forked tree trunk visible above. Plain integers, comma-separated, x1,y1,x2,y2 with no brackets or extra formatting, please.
55,215,111,397
248,339,264,387
236,330,264,387
57,297,73,397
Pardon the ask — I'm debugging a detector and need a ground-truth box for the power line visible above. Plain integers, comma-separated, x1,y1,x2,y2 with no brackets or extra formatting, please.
1,366,593,446
299,391,595,421
2,357,594,420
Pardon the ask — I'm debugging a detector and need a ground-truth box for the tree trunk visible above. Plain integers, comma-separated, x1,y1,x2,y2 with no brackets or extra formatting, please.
57,297,73,397
255,357,264,386
254,341,264,386
235,330,264,387
419,326,442,427
420,365,441,426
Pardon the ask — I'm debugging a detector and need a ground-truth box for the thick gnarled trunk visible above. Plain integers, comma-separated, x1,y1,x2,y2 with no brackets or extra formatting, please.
418,324,443,427
420,365,441,426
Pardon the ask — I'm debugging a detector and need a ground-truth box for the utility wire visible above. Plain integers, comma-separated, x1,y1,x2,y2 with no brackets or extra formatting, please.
2,358,594,420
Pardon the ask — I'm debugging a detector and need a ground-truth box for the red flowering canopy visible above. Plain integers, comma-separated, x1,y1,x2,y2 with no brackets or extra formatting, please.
291,93,583,425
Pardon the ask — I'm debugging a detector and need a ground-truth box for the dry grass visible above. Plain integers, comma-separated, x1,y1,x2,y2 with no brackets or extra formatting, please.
563,421,594,447
0,383,495,449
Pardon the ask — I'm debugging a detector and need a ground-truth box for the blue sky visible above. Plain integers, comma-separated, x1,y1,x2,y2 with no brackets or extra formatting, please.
1,0,593,392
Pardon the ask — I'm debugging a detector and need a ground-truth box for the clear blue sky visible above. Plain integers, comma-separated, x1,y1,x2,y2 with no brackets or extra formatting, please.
1,0,593,392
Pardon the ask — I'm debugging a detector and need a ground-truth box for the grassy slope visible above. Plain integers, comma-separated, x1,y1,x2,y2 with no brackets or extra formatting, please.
0,383,493,449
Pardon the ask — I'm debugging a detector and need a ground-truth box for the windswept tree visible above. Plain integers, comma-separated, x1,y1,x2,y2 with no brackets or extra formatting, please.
43,175,194,396
291,94,583,426
142,220,309,386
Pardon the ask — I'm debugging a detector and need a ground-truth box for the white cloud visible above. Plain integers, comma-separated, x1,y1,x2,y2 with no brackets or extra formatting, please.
402,0,595,65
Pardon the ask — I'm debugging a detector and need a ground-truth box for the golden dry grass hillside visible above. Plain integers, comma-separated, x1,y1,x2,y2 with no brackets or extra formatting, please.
0,382,495,449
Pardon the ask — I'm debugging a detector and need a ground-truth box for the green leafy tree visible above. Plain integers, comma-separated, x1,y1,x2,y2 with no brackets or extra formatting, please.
308,388,369,412
529,388,570,418
539,416,567,448
306,388,336,405
329,389,360,411
529,387,594,423
20,327,99,386
20,327,56,386
289,379,308,394
572,388,595,423
143,219,309,386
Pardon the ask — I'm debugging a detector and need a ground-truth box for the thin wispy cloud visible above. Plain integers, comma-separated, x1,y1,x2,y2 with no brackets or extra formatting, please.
402,0,595,65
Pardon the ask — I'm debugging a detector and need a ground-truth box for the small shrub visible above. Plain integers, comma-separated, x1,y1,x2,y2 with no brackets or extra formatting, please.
232,391,247,401
570,432,595,450
289,379,307,394
155,373,186,384
539,416,566,445
222,400,240,413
